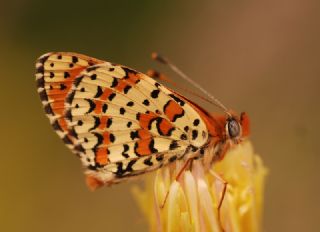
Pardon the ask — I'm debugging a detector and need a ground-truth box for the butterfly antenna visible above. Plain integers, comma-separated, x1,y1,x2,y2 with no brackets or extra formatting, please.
152,52,229,113
147,69,225,106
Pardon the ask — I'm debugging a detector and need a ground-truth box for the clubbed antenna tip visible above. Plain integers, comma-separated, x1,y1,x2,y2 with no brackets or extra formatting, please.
151,52,168,64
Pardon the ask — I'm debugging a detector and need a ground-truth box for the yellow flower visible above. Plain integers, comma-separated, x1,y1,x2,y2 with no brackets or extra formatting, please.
132,141,267,232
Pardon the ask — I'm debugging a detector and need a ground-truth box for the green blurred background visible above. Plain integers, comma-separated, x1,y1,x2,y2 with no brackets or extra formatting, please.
0,0,319,231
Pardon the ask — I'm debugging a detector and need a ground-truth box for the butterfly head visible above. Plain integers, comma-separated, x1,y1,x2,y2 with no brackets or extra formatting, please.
225,112,250,143
207,111,250,162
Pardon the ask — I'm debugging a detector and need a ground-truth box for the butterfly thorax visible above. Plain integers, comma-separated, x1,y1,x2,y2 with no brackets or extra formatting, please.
197,110,250,168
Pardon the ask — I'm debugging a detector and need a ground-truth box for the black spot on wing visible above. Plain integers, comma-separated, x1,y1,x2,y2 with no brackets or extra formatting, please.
169,140,179,150
119,107,126,115
60,83,67,90
38,54,50,65
108,93,116,101
72,56,79,63
122,144,129,158
109,133,115,143
169,94,185,106
149,139,158,153
127,101,134,107
85,99,96,114
193,119,200,126
36,76,44,88
74,144,85,153
106,118,112,128
169,155,177,163
86,66,98,72
142,99,150,106
94,86,103,98
36,65,44,74
192,130,198,140
122,67,138,76
52,120,62,131
102,103,108,113
115,162,124,176
66,90,76,105
126,160,136,173
93,132,104,148
65,109,73,121
143,157,153,166
64,72,70,78
115,160,137,177
39,90,48,102
73,75,84,87
89,116,100,131
156,154,164,161
190,145,198,152
127,121,132,128
44,104,53,115
111,78,118,88
136,113,141,120
151,89,160,98
69,127,78,139
130,131,139,140
180,134,187,140
123,85,132,94
62,135,73,144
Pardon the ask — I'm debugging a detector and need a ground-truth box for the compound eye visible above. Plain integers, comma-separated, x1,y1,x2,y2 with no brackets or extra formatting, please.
227,119,241,138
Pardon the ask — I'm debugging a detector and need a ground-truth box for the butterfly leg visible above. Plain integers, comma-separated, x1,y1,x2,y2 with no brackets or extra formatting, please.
160,158,194,209
209,170,228,232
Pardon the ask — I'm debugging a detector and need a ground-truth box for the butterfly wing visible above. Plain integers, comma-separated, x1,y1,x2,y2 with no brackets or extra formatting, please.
36,53,211,188
35,52,104,151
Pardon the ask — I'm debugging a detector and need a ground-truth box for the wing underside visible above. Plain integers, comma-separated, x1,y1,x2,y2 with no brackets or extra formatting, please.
36,52,209,187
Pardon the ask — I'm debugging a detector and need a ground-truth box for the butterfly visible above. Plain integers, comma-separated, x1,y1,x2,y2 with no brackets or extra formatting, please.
35,52,250,190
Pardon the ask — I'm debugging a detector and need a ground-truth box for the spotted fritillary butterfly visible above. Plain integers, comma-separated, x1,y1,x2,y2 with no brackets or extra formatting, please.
35,52,249,190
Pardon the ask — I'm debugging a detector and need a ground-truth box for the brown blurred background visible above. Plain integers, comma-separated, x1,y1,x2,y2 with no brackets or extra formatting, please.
0,0,319,231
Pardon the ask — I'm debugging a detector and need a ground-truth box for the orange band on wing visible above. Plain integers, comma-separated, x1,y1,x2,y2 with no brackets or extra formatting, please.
94,100,103,114
138,112,157,130
158,118,175,136
95,147,109,165
98,116,109,130
115,79,131,92
100,88,113,101
135,138,152,156
137,129,152,139
164,100,184,122
102,131,111,145
125,72,141,85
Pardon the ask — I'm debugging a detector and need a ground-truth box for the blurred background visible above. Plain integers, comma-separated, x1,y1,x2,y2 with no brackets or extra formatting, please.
0,0,319,231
